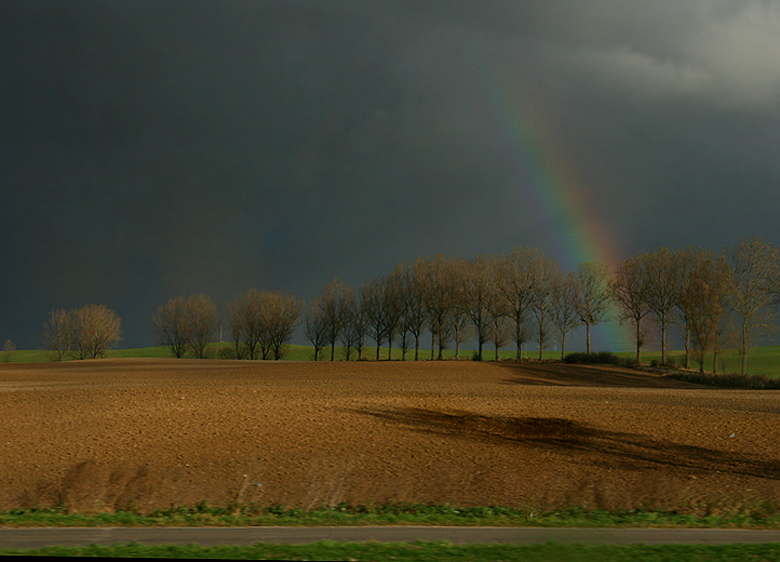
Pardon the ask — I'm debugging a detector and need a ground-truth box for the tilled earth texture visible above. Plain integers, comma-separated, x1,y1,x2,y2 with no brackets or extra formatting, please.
1,359,779,515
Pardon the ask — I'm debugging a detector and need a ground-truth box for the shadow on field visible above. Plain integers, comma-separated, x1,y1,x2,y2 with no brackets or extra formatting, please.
351,407,780,481
496,361,704,388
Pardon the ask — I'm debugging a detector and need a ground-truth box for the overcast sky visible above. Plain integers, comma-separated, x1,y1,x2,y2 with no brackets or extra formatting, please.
2,1,779,350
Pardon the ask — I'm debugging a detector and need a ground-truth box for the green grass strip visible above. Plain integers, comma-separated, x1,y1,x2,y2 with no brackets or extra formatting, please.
3,504,780,528
3,541,780,561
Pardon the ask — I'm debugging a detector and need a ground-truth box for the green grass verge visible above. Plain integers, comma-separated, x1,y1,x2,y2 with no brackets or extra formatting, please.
616,346,780,378
3,541,780,561
4,504,780,528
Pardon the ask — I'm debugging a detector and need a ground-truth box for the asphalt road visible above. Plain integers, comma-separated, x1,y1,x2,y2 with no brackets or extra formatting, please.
2,527,780,548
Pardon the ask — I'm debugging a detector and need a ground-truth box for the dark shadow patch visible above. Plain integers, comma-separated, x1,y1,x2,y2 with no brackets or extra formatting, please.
497,361,706,388
349,406,780,481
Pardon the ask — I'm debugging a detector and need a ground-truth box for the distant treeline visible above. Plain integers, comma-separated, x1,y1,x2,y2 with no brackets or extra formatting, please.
43,236,780,375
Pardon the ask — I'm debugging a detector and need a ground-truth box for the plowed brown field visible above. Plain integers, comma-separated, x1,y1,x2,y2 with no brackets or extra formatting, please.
1,358,779,514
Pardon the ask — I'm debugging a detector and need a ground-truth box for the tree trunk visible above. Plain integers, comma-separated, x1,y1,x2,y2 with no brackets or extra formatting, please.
560,332,566,361
635,320,642,365
741,324,748,376
684,328,691,369
330,343,336,361
660,318,667,364
585,322,591,354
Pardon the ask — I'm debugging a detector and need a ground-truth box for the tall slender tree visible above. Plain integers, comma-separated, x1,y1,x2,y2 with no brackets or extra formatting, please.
528,255,561,360
318,279,353,361
420,255,459,360
401,259,429,361
573,261,611,354
363,277,390,360
729,236,778,375
644,248,679,365
461,255,497,361
497,247,546,360
339,287,360,360
551,271,580,360
679,250,732,373
611,255,651,364
305,298,329,361
673,247,698,369
44,308,71,361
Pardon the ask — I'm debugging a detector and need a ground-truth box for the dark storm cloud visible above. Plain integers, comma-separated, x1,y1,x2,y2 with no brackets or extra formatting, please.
1,1,778,348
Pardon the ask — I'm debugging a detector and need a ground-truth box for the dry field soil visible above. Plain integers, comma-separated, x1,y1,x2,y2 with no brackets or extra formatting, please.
1,358,779,514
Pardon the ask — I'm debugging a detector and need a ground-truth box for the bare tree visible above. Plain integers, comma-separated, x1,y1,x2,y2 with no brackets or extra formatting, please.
318,279,353,361
729,236,778,375
44,308,71,361
305,297,329,361
487,311,511,361
352,291,370,360
610,255,651,364
497,247,547,360
673,247,698,369
528,255,561,360
451,308,472,360
420,255,459,360
363,277,389,360
228,289,265,360
400,259,428,360
260,291,303,360
185,294,218,359
573,261,611,354
153,294,219,359
382,270,404,360
551,271,580,360
643,248,680,365
461,255,497,361
153,296,190,358
69,304,122,359
3,340,15,362
678,249,732,373
394,293,414,361
339,287,360,360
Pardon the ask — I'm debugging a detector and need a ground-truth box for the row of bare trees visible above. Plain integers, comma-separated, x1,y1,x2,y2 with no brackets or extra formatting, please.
48,237,777,372
612,237,779,374
153,290,303,360
305,247,612,363
305,237,780,374
43,304,123,360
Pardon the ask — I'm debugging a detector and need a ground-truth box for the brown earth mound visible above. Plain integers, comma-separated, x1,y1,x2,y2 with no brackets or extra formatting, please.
1,359,778,515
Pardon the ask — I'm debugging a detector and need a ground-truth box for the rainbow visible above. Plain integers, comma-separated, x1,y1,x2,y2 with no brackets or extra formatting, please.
493,87,635,352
